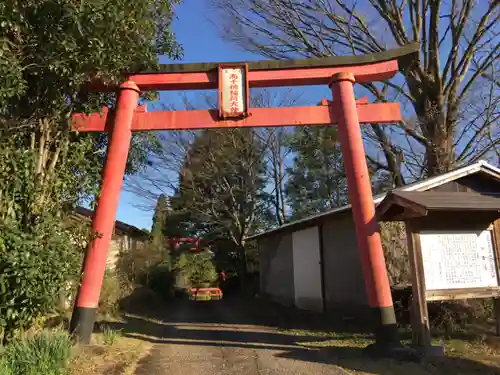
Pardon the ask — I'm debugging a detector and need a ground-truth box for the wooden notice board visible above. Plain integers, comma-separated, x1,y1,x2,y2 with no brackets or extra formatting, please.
406,221,500,347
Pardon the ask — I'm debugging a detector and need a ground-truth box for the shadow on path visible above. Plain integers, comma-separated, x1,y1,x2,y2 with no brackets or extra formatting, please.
118,287,369,333
92,289,500,374
99,297,339,351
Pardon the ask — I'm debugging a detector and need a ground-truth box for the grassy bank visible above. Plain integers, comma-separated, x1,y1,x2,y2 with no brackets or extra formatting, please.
0,330,72,375
282,328,500,374
0,326,150,375
69,331,151,375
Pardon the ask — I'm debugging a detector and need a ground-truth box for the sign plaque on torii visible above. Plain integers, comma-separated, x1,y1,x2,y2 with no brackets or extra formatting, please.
70,44,419,355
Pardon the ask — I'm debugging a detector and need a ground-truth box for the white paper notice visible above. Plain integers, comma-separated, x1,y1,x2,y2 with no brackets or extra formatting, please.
419,230,498,290
220,67,246,116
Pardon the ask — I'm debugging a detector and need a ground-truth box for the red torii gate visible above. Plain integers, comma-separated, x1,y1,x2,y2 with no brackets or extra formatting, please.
69,44,419,353
168,237,202,252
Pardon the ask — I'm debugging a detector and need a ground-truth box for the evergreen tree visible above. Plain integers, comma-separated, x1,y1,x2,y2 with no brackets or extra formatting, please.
151,195,168,243
174,251,218,289
172,128,270,286
285,126,347,221
151,194,171,268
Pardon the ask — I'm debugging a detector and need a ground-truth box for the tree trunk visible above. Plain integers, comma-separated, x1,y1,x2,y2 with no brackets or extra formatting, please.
278,148,286,221
419,103,455,177
236,245,248,293
272,152,283,225
425,133,455,176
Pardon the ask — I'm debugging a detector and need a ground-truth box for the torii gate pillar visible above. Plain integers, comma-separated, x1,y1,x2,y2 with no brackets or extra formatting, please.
330,73,399,348
69,82,139,342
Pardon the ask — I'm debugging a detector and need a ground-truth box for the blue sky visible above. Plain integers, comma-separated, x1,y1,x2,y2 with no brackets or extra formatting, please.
115,1,261,230
115,0,333,230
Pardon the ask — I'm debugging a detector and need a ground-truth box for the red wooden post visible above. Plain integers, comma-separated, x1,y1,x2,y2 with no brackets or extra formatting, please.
69,81,140,343
330,72,400,349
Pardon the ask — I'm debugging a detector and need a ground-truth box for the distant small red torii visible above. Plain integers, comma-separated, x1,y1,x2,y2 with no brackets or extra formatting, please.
168,237,201,252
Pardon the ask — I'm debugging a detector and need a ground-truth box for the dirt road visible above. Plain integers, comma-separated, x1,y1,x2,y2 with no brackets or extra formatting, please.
125,298,349,375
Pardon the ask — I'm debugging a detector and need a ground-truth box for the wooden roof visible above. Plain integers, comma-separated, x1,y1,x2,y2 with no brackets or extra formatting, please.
377,191,500,221
73,207,148,238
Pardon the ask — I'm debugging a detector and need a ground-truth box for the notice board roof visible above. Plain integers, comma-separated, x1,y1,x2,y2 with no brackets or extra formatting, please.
377,191,500,221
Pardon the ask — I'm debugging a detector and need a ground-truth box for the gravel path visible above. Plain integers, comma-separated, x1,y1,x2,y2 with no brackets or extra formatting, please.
130,299,349,375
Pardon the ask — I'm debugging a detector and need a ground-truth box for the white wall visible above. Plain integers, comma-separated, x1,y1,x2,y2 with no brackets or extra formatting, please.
292,226,323,312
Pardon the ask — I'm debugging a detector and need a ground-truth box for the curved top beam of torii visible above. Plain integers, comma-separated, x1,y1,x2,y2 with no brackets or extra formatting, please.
87,43,419,92
73,43,419,132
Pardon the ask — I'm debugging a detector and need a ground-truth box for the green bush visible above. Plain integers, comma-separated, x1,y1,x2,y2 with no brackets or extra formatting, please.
116,241,165,285
98,271,133,318
98,271,122,317
174,252,218,290
147,262,174,299
0,356,12,375
2,330,72,375
190,295,212,301
0,218,82,343
430,299,495,336
101,326,122,346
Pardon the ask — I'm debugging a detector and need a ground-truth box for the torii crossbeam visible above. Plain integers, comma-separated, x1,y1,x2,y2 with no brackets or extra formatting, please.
69,44,419,354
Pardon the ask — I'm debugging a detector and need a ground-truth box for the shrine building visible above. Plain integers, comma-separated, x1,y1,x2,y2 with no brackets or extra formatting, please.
249,160,500,319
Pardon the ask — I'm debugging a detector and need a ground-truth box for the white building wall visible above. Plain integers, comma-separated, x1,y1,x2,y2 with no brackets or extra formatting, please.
292,226,323,312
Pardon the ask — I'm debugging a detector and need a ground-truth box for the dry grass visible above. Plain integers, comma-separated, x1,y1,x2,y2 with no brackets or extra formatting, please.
69,333,151,375
283,328,500,375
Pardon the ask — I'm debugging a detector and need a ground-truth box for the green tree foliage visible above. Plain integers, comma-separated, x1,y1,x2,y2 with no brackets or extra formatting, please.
0,0,183,212
0,0,181,339
150,194,171,267
0,218,84,343
0,125,100,227
170,128,270,282
174,252,218,289
139,194,175,298
285,126,347,220
174,128,269,240
115,196,174,298
151,195,169,243
0,0,182,116
0,137,89,342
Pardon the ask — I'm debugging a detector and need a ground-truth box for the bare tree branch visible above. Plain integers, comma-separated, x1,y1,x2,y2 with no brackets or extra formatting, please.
211,0,500,180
